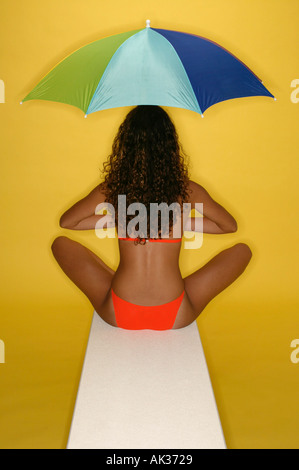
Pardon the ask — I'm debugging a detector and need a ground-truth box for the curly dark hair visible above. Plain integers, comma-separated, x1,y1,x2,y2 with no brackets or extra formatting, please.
100,105,190,244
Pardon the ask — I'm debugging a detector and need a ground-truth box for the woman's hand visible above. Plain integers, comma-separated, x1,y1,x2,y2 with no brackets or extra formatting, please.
187,180,238,234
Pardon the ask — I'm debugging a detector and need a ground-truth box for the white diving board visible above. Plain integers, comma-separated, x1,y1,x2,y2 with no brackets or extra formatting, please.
67,312,226,449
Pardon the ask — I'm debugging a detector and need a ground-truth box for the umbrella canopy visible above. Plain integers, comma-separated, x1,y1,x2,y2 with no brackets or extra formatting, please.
22,20,274,117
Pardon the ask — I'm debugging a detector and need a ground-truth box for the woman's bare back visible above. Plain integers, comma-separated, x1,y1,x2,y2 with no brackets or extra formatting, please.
52,180,252,329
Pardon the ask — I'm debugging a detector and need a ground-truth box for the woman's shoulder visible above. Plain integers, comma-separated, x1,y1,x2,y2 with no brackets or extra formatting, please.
186,179,206,200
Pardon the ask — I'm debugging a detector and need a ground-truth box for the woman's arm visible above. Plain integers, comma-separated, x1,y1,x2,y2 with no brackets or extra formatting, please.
60,183,109,230
186,216,235,234
187,180,238,234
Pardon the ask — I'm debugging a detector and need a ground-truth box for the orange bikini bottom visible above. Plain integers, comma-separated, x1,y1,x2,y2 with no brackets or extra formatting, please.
111,289,185,330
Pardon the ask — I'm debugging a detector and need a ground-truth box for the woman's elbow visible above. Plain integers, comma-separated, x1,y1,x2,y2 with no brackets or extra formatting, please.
222,219,238,233
227,219,238,233
59,215,74,229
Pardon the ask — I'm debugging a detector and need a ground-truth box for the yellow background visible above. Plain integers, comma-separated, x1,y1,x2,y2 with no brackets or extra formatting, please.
0,0,298,449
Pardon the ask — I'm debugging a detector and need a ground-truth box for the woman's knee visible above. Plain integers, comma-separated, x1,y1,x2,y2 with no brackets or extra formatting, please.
51,236,71,254
233,242,252,261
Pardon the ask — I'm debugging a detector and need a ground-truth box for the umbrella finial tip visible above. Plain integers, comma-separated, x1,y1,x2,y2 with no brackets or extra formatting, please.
201,114,204,118
20,101,23,105
274,97,277,101
146,19,151,28
84,114,88,118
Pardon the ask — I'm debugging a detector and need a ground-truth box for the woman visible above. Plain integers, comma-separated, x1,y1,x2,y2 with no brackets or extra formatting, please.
51,105,252,330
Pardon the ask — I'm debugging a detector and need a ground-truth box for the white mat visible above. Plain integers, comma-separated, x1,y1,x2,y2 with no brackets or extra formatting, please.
67,312,226,449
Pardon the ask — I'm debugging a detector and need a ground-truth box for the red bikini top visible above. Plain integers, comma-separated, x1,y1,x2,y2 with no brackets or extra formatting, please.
118,237,181,243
